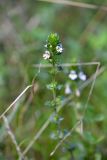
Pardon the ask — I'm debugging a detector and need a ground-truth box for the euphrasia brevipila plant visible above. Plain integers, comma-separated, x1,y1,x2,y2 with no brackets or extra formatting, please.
43,33,64,139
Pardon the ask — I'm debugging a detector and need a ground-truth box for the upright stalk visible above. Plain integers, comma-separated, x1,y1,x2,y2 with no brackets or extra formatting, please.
43,33,64,137
52,63,57,112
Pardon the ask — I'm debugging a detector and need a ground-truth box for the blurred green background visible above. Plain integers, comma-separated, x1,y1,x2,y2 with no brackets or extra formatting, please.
0,0,107,159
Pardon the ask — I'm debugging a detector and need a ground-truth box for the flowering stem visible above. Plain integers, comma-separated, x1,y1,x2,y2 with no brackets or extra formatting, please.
43,33,64,137
52,63,57,113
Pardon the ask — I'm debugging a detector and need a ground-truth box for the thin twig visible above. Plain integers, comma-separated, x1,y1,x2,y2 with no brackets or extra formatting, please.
38,0,107,12
0,85,32,119
0,102,22,141
82,62,100,116
33,62,100,68
3,116,24,160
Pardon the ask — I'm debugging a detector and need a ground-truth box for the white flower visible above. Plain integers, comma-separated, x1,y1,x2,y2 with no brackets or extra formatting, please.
69,70,78,80
43,50,50,60
75,89,80,97
56,44,63,53
65,83,72,94
78,72,86,81
44,44,47,48
50,132,57,140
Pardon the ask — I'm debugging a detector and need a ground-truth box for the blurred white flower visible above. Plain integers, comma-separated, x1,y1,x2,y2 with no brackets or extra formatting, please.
50,132,57,140
78,71,86,81
43,50,50,60
65,83,72,94
75,89,80,97
56,44,63,53
44,44,47,48
69,70,78,80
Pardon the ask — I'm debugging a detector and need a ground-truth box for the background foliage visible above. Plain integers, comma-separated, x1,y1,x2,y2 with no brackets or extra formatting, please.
0,0,107,159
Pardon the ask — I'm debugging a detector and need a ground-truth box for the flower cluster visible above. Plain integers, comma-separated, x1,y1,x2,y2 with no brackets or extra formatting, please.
69,70,87,81
56,43,63,54
43,33,63,63
69,70,78,80
43,50,50,60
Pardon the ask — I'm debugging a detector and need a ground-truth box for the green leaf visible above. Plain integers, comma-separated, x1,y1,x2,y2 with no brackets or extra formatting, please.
46,82,57,90
83,132,97,144
47,33,60,46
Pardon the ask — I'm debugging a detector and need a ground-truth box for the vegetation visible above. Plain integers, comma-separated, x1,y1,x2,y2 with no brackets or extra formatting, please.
0,0,107,159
